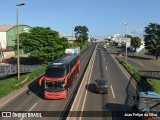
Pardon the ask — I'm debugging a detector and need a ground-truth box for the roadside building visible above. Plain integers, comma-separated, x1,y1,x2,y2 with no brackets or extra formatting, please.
0,24,32,60
63,35,91,43
135,39,145,52
64,36,76,43
0,24,32,50
121,38,145,52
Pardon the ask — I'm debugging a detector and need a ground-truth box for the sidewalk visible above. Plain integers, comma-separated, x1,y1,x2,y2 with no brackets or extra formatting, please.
109,45,160,71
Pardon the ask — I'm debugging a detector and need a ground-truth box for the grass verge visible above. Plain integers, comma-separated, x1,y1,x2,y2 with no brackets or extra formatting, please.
107,45,114,49
0,65,46,99
116,57,160,94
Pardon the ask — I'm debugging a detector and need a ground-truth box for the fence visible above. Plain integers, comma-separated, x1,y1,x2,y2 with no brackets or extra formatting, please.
139,71,160,80
0,65,42,77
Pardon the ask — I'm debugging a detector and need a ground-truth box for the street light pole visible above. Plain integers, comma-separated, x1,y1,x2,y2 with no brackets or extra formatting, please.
16,3,25,80
72,27,74,47
123,23,128,63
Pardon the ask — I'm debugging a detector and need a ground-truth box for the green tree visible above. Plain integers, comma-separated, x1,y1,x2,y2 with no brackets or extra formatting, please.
74,26,89,48
144,23,160,60
131,37,141,51
125,34,132,39
19,27,69,64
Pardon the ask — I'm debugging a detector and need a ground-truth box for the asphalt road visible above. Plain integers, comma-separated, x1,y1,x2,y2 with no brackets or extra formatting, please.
80,45,140,120
0,44,96,120
111,46,160,71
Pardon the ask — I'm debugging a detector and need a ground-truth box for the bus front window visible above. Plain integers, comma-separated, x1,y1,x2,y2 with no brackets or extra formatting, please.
45,80,65,92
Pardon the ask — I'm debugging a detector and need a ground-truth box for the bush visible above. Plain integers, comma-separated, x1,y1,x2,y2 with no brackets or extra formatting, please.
116,57,157,92
0,65,46,99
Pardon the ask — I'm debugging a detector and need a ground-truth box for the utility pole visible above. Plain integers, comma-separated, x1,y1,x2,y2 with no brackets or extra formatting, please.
72,27,74,47
16,3,25,80
123,23,128,63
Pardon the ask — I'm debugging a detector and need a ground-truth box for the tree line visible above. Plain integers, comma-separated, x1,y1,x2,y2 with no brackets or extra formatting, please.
19,26,89,64
125,23,160,60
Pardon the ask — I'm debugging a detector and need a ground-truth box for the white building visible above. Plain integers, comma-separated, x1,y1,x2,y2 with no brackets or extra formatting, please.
64,36,76,43
0,24,32,50
0,25,13,49
63,36,91,43
135,39,145,52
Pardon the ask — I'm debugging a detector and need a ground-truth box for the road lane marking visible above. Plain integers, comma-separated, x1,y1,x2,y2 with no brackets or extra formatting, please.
0,88,28,108
0,79,39,108
106,66,108,70
80,47,96,120
20,102,38,120
134,60,144,66
109,49,148,68
63,46,97,120
137,61,144,66
113,54,137,89
67,45,97,120
111,85,115,98
107,50,139,92
111,49,116,53
127,57,150,70
104,58,105,61
29,102,37,111
157,63,160,65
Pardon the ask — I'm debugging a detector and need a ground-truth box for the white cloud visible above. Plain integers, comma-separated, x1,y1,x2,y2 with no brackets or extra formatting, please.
130,28,145,38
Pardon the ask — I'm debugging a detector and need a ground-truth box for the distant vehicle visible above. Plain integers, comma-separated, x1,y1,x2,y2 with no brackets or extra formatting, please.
95,79,108,94
97,48,100,50
39,47,80,99
65,46,80,54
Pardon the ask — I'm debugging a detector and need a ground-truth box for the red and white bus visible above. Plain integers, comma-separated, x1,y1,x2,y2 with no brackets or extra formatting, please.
39,47,80,99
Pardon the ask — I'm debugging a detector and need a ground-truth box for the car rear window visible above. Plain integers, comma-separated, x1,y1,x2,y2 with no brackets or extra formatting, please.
98,80,107,86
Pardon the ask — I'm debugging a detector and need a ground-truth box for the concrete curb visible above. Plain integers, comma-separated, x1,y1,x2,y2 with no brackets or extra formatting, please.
66,45,97,120
0,73,44,108
107,48,144,92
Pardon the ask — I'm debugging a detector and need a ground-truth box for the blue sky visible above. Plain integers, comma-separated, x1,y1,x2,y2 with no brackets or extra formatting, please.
1,0,160,39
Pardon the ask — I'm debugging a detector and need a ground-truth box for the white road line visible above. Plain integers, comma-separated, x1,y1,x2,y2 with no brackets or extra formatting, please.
111,85,115,98
0,87,28,108
129,58,150,70
110,53,139,92
29,102,37,111
106,66,108,70
111,49,116,53
135,60,144,66
80,48,96,120
0,77,40,109
104,58,105,61
20,102,38,120
157,63,160,65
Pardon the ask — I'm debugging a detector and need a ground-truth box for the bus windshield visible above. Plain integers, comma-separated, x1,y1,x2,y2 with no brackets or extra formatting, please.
44,80,65,92
45,67,66,78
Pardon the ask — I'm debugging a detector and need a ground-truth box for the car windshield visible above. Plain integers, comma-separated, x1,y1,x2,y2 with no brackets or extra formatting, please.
98,80,107,86
44,80,65,92
45,67,66,78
